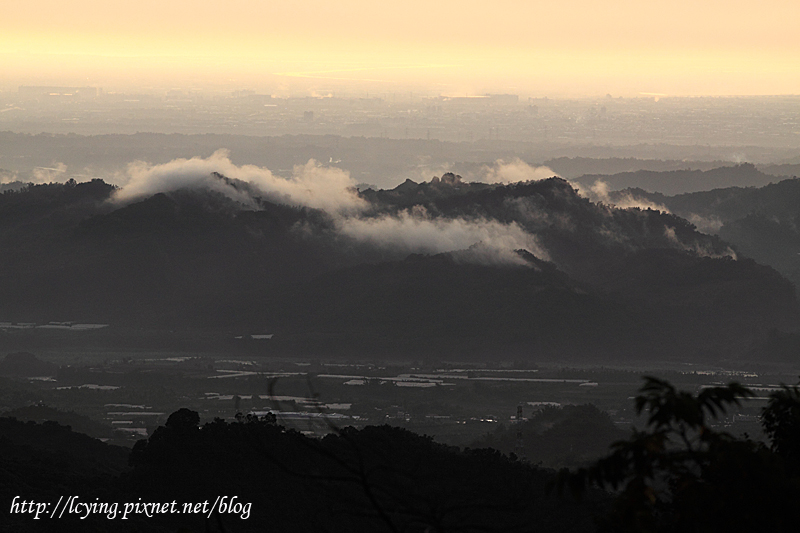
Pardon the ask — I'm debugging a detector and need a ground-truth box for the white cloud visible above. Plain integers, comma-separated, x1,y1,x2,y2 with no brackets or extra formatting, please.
587,179,669,211
664,226,737,259
111,151,551,266
0,171,20,185
31,163,68,184
113,150,366,214
686,213,724,234
482,158,558,184
338,207,548,265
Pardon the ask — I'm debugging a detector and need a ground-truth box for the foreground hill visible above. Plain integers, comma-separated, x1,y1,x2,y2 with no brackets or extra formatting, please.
0,413,602,532
0,174,796,362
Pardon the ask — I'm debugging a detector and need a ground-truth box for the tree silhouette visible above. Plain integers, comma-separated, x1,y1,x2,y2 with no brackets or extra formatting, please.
761,384,800,462
555,376,800,533
124,409,599,532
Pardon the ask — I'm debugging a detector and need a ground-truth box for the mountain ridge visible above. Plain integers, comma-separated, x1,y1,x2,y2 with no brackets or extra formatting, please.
0,173,795,362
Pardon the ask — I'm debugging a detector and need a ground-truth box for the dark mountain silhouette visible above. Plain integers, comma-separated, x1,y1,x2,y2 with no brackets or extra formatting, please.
360,172,496,209
622,177,800,222
0,174,796,361
270,250,639,358
348,177,796,358
543,156,735,180
613,177,800,289
0,183,336,325
759,162,800,179
574,163,777,195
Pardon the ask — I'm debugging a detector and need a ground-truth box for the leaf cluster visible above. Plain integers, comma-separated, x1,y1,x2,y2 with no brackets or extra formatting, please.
554,377,800,533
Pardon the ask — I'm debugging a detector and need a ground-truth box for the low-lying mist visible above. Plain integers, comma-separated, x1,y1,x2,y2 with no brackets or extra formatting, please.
114,150,366,214
95,152,742,269
111,151,552,265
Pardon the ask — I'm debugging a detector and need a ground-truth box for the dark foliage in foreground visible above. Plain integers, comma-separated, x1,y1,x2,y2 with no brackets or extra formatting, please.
0,408,601,532
6,379,800,532
472,404,628,468
556,378,800,533
122,410,600,532
0,416,129,532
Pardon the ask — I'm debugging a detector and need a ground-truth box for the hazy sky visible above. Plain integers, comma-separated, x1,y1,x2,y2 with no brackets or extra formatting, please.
3,0,799,96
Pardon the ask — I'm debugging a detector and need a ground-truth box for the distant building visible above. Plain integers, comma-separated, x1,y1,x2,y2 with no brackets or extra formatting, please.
485,94,519,105
18,86,98,99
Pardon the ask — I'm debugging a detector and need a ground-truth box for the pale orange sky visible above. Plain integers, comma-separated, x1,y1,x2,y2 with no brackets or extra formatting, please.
2,0,799,96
